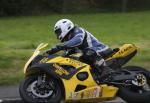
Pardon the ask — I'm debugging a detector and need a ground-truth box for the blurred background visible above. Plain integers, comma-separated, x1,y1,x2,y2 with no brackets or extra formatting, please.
0,0,150,85
0,0,150,16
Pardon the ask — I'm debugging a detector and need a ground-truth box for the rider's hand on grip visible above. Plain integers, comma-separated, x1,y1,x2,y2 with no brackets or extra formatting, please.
46,43,67,55
46,47,59,55
56,43,66,50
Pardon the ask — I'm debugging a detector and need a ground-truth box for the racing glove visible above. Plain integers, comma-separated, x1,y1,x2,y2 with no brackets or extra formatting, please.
46,47,59,55
55,43,67,50
46,43,67,55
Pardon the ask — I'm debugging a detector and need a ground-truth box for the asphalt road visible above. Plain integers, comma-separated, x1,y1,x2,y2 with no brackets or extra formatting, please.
0,85,125,103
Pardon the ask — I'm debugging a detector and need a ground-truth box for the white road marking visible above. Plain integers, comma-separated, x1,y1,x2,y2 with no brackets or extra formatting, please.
0,99,3,103
0,98,23,103
2,98,21,100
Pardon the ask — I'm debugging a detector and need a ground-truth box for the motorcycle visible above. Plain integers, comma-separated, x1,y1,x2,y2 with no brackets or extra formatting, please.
19,43,150,103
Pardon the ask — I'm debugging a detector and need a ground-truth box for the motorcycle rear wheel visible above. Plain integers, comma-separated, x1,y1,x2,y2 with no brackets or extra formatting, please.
118,66,150,103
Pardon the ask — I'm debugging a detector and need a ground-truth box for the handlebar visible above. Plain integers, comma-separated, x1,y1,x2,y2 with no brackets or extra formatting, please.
46,47,61,55
45,47,81,57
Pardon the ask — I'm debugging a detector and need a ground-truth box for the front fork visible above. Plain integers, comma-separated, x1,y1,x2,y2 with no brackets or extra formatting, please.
37,74,55,90
37,74,46,87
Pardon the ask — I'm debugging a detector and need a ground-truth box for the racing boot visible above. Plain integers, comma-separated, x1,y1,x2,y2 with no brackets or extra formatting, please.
99,66,115,81
95,57,115,82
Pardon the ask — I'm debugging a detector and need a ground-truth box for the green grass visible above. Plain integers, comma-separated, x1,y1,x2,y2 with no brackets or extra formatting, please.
0,11,150,85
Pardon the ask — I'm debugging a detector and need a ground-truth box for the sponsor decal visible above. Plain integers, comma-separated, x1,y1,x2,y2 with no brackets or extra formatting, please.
66,58,84,67
81,92,84,98
53,64,69,75
69,92,73,99
40,57,49,63
86,90,90,98
92,88,100,98
74,93,79,99
119,45,133,55
69,87,101,99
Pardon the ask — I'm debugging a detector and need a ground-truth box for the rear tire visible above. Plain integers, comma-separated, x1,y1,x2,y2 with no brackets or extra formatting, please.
119,86,150,103
123,66,150,86
118,66,150,103
19,75,63,103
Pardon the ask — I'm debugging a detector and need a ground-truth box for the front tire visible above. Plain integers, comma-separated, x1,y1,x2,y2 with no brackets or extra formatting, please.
118,66,150,103
19,75,63,103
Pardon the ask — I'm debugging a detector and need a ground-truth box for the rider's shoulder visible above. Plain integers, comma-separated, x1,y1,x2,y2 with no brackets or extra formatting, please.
73,27,84,34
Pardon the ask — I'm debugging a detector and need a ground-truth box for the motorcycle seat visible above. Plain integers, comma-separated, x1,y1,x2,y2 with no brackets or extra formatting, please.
101,48,120,59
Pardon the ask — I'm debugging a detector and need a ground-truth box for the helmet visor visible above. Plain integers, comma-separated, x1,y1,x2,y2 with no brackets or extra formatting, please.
55,28,62,39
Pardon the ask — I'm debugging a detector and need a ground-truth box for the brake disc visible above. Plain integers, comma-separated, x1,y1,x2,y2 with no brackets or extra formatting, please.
132,74,147,86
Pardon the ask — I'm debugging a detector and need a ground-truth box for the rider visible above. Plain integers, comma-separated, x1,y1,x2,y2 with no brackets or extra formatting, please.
47,19,114,79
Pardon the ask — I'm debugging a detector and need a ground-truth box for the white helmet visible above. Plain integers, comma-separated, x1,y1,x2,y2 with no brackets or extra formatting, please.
54,19,74,41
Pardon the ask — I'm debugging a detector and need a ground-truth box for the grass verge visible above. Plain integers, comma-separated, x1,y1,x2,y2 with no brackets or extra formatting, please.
0,11,150,85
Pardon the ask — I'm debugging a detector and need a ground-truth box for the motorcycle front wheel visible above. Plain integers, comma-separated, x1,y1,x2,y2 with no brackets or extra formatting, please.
19,75,64,103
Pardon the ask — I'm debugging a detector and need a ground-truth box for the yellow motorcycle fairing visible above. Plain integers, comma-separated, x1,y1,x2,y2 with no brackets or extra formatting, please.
23,43,137,102
47,56,87,69
46,56,118,102
107,44,137,61
66,85,118,102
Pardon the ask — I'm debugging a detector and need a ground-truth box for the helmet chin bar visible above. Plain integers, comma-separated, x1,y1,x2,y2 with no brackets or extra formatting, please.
59,35,62,41
60,33,72,42
55,28,62,39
